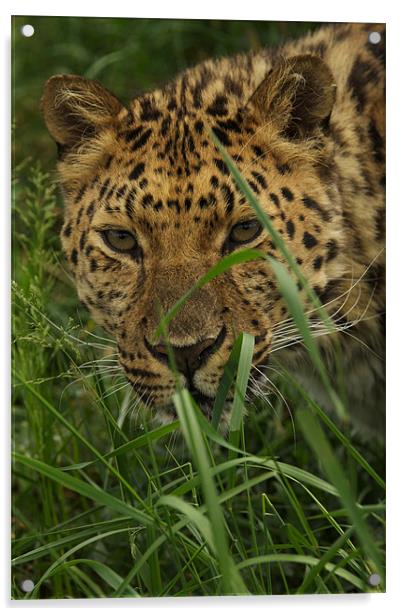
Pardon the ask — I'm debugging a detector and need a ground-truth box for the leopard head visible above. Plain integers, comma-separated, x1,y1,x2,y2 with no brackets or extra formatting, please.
42,54,345,418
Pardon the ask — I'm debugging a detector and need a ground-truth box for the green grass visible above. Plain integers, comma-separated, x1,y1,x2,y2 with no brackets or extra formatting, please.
12,16,385,599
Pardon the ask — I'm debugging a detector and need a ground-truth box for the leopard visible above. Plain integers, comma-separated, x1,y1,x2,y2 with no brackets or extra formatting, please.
42,22,385,436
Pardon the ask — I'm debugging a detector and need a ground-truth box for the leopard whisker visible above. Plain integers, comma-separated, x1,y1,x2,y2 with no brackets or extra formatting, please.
271,309,383,355
57,366,125,410
337,328,384,360
117,386,137,428
79,328,116,345
271,275,360,339
77,367,122,377
76,355,120,369
270,248,384,337
165,430,181,459
251,365,296,445
100,379,131,400
271,287,362,344
270,270,371,346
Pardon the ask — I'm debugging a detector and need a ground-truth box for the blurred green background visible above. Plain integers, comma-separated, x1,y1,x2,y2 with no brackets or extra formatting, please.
12,16,319,169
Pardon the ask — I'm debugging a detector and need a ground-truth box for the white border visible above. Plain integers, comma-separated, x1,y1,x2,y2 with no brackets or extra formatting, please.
1,0,397,21
2,0,402,613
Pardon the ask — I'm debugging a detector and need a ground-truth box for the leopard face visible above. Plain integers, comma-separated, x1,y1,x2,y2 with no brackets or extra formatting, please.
62,139,343,412
42,24,385,422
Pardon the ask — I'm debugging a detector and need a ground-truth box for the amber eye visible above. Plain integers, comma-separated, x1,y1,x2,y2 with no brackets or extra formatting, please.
228,219,263,245
102,229,138,253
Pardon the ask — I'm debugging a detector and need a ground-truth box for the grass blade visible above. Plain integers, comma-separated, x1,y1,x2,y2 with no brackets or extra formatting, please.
297,406,385,587
157,495,214,552
237,553,367,592
174,389,249,595
268,257,346,420
49,558,141,597
153,249,263,341
13,451,152,526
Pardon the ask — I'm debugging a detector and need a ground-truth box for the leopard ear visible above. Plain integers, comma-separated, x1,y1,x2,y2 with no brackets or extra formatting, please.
42,75,124,153
249,54,336,139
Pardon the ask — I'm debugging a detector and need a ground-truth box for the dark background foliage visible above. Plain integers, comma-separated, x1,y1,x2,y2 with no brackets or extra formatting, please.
12,16,319,168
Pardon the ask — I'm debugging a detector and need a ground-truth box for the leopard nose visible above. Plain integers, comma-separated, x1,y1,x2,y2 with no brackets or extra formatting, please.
148,327,226,376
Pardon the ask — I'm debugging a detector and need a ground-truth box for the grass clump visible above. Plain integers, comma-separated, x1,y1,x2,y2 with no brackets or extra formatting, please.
12,160,385,598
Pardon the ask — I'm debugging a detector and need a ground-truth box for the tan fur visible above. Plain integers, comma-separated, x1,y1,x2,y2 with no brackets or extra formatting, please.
42,23,385,433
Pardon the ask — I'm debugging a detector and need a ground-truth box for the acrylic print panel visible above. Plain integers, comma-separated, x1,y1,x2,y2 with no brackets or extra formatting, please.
12,15,385,599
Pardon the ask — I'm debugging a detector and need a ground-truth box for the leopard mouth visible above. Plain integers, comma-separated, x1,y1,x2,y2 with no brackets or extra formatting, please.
189,388,215,418
126,373,215,417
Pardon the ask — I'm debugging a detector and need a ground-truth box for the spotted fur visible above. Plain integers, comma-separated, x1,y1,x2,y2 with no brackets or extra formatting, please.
42,23,385,434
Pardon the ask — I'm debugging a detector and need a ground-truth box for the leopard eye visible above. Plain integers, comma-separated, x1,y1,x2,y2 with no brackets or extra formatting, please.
228,219,263,245
102,229,138,253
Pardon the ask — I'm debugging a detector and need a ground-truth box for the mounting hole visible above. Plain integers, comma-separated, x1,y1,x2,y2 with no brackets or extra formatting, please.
368,572,381,586
368,31,381,45
21,579,35,592
21,24,35,38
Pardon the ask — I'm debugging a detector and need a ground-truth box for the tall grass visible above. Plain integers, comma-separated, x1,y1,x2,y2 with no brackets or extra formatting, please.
12,156,385,598
12,17,385,599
